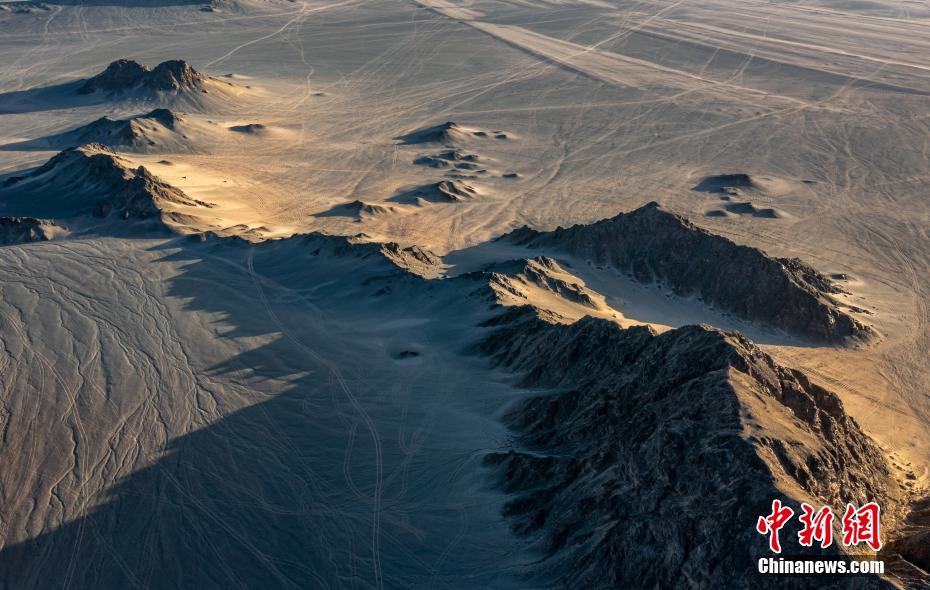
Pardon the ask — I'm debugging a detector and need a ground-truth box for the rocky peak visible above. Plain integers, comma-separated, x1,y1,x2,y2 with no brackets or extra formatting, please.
76,59,205,95
77,59,150,94
145,60,204,91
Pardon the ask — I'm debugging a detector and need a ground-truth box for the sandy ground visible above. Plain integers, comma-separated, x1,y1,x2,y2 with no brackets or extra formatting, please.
1,0,929,586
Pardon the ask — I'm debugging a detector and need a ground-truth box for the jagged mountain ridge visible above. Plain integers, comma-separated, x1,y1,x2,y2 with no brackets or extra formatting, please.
478,307,896,589
176,232,906,586
501,202,871,344
0,208,908,586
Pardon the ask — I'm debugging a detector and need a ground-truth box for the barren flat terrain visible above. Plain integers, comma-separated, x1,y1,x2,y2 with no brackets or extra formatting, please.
0,0,928,588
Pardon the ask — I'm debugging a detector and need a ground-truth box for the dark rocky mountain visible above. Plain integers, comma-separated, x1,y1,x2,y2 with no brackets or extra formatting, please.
478,307,897,589
501,202,871,344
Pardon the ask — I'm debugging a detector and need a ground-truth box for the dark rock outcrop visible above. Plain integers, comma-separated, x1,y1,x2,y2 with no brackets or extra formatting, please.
431,179,476,202
389,180,478,205
694,173,758,193
414,149,481,168
77,59,150,94
501,202,871,343
229,123,267,134
884,497,930,587
396,121,470,145
479,309,895,589
342,200,390,217
145,60,204,91
77,59,205,95
0,217,63,245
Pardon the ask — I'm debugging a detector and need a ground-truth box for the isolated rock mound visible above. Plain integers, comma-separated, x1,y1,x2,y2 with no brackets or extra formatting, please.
694,173,758,193
79,59,205,95
397,121,510,145
394,179,477,204
414,149,482,169
707,201,790,219
0,217,64,245
61,109,189,152
343,200,390,216
229,123,267,134
479,309,896,589
433,179,476,201
396,121,472,145
316,199,395,220
74,59,225,111
502,202,871,343
0,144,211,223
145,60,204,91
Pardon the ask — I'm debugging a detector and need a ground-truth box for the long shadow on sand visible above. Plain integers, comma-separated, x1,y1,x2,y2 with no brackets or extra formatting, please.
0,80,107,115
0,238,512,590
